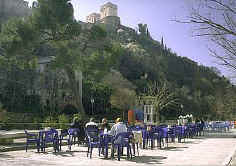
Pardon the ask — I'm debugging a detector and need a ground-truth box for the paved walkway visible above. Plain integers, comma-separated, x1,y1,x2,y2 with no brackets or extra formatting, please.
1,137,236,166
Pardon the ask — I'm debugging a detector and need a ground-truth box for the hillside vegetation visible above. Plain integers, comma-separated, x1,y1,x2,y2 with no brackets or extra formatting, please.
0,0,235,126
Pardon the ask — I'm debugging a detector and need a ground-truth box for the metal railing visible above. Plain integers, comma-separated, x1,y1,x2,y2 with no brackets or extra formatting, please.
0,123,71,130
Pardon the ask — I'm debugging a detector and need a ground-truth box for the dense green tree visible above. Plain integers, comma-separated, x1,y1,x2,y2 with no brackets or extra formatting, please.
31,0,111,115
0,56,40,113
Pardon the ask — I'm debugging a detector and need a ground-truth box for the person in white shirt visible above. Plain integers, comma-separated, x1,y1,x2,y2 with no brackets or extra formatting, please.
109,118,127,136
109,118,128,158
85,118,98,128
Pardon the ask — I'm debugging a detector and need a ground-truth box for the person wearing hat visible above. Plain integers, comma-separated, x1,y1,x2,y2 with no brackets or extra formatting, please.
109,118,127,136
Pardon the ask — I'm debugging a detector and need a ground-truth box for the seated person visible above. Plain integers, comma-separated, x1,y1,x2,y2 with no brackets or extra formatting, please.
85,118,99,141
70,116,80,128
70,117,85,144
85,118,98,129
109,118,128,157
109,118,127,136
100,118,111,131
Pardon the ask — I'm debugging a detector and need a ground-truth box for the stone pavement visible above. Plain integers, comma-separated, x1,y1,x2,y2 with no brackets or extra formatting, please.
1,137,236,166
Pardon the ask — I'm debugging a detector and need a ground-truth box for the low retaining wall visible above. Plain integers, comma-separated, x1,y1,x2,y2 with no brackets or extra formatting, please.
0,130,39,139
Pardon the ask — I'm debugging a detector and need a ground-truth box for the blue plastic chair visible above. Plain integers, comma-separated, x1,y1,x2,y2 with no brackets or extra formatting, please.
149,126,158,149
141,125,157,149
59,129,69,151
59,128,79,151
188,124,197,138
175,126,185,143
168,127,176,143
112,132,133,161
159,127,168,148
24,130,40,152
150,126,168,149
40,129,59,153
142,126,156,149
99,133,113,158
85,127,102,158
68,128,80,151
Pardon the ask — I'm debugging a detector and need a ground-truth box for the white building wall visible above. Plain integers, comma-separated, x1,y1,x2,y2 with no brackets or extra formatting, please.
144,105,154,124
86,13,100,23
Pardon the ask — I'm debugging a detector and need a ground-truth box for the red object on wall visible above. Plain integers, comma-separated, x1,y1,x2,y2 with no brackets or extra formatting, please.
128,110,135,124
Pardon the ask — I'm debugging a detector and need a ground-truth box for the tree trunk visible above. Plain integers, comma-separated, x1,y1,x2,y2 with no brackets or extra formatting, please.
123,110,125,121
155,108,160,125
65,68,85,115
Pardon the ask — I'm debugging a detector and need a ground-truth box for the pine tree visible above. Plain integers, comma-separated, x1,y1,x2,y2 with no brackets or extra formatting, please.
161,37,164,48
146,28,150,37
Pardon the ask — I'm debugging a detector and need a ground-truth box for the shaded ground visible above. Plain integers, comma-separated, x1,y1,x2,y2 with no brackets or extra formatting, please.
230,152,236,166
1,137,236,166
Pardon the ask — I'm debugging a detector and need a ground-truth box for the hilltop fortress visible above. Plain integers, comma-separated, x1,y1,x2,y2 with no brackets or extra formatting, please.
86,2,119,25
85,2,134,35
0,1,134,36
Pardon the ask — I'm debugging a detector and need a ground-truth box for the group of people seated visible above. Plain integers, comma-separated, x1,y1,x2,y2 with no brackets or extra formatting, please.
85,117,127,137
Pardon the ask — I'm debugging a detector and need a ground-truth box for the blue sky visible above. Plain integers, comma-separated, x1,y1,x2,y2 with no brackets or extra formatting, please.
26,0,231,79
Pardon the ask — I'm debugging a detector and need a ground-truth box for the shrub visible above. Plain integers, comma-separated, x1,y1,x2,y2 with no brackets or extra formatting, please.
73,113,88,125
33,117,43,130
43,116,58,129
58,114,70,129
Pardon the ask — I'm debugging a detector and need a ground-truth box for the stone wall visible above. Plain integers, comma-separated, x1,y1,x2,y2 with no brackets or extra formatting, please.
99,16,120,32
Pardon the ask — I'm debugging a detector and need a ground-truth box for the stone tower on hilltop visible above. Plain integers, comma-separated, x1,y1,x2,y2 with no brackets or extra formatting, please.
100,2,118,19
86,2,120,31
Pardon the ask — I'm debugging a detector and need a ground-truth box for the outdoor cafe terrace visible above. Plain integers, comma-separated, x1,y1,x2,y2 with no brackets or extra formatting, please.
1,121,236,166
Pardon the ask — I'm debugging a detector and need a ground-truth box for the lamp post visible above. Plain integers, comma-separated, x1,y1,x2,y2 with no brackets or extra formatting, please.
142,73,148,94
91,98,94,115
178,104,184,125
